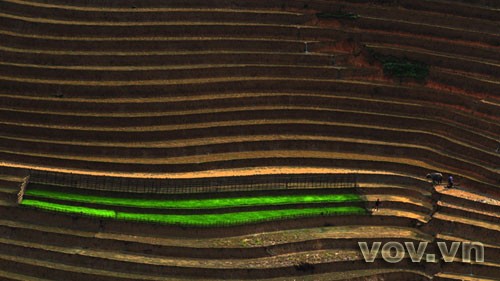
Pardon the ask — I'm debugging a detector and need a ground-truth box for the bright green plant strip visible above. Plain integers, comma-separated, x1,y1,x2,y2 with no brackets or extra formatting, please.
24,188,362,209
21,199,116,218
117,206,366,226
20,199,366,227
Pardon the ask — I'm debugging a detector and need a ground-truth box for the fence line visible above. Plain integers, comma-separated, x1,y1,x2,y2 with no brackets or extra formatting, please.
29,170,358,194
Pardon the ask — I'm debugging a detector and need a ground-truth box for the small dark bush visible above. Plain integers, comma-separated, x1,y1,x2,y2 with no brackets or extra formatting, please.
383,61,428,80
372,53,429,81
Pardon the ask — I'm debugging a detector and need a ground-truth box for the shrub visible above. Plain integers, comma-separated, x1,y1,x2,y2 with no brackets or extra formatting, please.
372,53,429,81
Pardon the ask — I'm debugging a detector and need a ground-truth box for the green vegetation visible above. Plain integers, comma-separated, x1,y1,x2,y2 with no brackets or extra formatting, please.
21,199,115,218
118,206,365,226
316,12,360,20
21,199,366,227
373,53,429,81
383,60,429,80
24,188,362,209
21,186,367,226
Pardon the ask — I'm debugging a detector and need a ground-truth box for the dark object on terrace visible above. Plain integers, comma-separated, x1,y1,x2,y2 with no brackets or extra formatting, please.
316,12,360,20
374,198,380,211
447,175,454,189
426,173,443,185
294,262,315,273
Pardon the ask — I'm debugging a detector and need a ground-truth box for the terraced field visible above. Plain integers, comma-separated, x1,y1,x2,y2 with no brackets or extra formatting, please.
0,0,498,280
20,181,367,226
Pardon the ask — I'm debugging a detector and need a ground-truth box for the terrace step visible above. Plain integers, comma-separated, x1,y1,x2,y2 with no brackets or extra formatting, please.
1,219,434,261
3,105,496,173
0,186,18,193
430,68,500,98
0,173,23,181
0,166,28,177
352,16,499,46
436,233,500,249
372,208,431,223
0,1,311,24
2,89,495,129
0,132,495,176
1,75,496,135
1,85,497,148
366,43,500,77
0,73,482,104
0,32,322,52
433,212,500,232
428,0,499,8
0,252,183,281
0,15,344,40
435,186,500,214
437,201,500,224
0,148,496,198
435,272,499,281
0,132,497,184
0,235,423,278
0,199,14,206
365,194,432,210
0,90,496,138
440,262,500,280
0,268,53,281
399,0,499,21
0,251,431,281
0,49,350,67
0,0,313,10
359,183,432,197
0,174,21,204
317,0,498,34
0,63,375,81
358,29,500,62
0,218,432,251
434,239,500,269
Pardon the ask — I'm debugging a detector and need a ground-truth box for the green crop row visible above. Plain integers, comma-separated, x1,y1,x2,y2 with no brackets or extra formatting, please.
22,199,116,218
24,188,362,209
21,199,366,227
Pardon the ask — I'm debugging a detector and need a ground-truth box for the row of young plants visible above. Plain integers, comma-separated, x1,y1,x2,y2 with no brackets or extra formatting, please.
24,188,363,209
21,199,366,227
21,185,367,226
